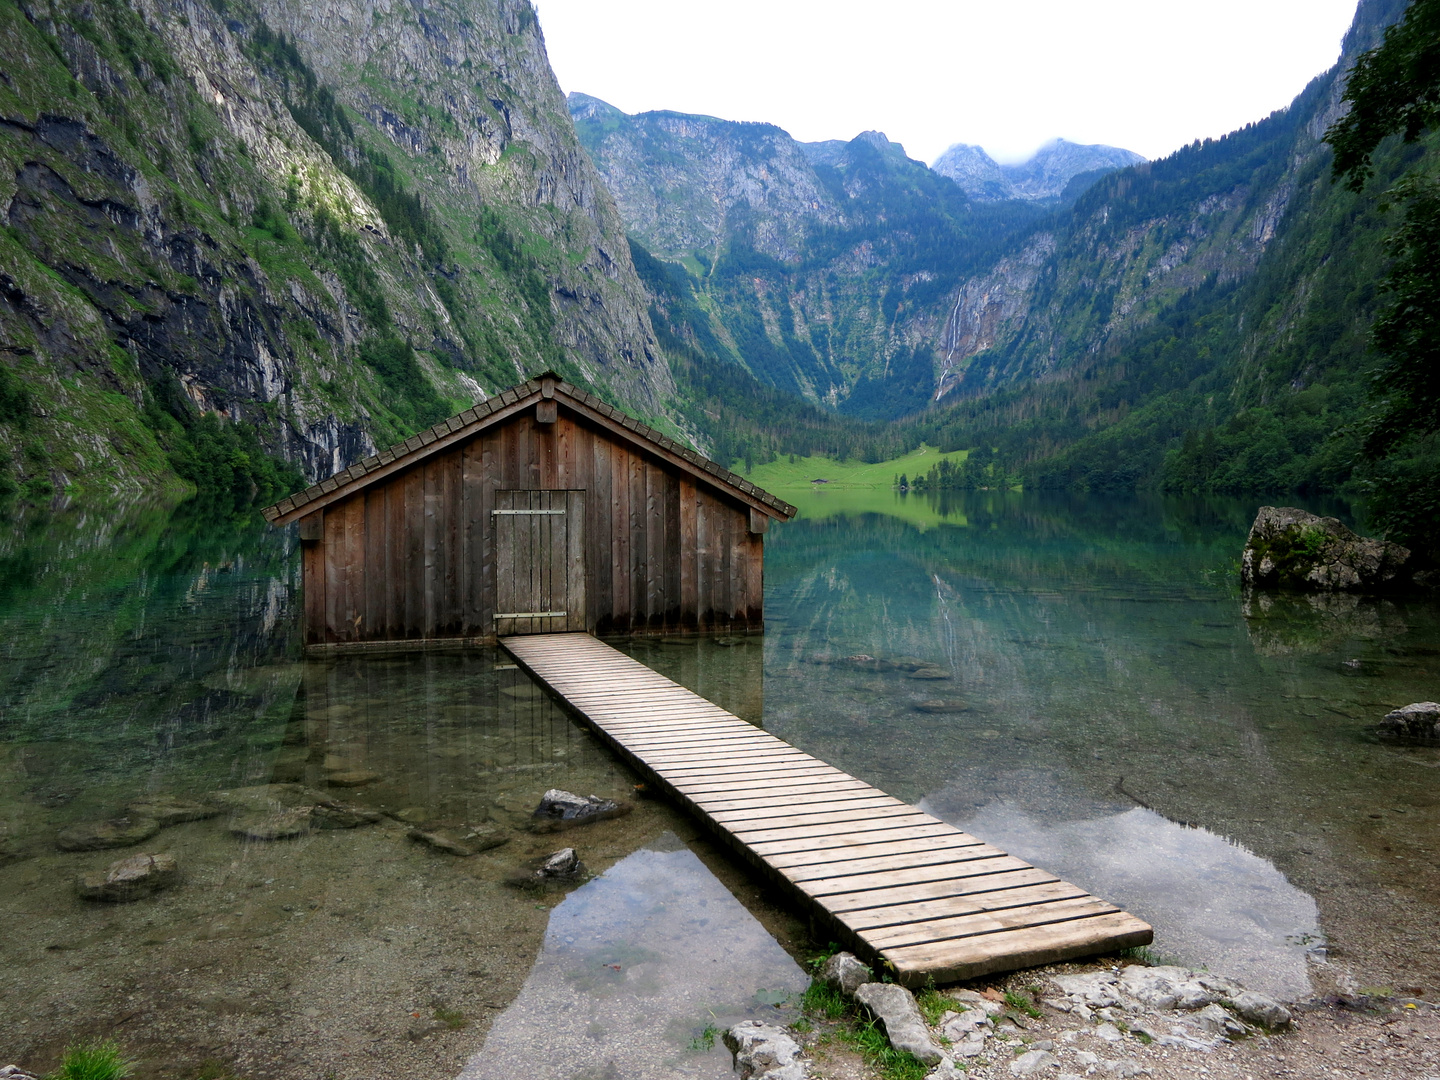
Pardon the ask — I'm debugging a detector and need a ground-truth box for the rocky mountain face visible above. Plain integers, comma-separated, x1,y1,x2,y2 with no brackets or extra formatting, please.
0,0,673,500
931,138,1146,202
933,0,1406,401
572,96,1043,417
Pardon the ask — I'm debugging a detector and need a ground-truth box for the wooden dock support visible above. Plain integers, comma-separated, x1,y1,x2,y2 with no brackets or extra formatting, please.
502,633,1152,986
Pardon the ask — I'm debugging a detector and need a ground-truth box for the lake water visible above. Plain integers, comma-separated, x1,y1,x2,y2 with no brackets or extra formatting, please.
2,492,1437,1076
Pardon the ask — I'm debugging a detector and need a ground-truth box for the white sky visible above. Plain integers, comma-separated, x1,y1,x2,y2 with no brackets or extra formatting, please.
531,0,1362,164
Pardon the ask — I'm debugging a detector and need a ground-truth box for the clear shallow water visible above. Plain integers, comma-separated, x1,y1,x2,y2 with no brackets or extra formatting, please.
750,492,1440,998
1,492,1438,1076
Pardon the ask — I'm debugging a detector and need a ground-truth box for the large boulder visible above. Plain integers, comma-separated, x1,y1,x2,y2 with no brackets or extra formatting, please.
1242,506,1411,592
1379,702,1440,742
76,852,178,901
724,1020,807,1080
854,983,944,1065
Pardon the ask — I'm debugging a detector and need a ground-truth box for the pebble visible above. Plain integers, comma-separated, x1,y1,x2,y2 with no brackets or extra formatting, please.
55,816,160,852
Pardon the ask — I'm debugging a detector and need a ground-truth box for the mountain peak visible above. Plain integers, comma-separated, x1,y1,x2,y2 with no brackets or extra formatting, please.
932,137,1145,201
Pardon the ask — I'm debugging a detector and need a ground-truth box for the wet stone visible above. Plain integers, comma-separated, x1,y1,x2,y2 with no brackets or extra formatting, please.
125,796,221,827
408,826,509,856
230,807,312,841
76,851,178,902
914,699,969,713
204,784,324,811
56,816,161,852
1379,701,1440,743
506,846,587,889
905,667,952,680
531,788,629,830
310,802,385,829
325,770,382,788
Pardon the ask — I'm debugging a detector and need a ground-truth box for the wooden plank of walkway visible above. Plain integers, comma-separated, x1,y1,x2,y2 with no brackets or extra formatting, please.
502,632,1152,986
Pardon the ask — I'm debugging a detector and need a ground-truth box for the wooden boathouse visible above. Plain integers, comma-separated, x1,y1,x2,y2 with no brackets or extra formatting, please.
262,373,796,648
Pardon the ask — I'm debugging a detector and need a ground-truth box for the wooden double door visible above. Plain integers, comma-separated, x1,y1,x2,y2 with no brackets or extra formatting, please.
493,489,587,635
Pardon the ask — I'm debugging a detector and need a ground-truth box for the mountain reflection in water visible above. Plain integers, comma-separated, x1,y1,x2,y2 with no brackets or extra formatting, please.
923,794,1321,999
460,834,806,1080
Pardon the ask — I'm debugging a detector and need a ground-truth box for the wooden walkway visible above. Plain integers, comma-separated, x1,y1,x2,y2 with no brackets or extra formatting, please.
501,633,1152,986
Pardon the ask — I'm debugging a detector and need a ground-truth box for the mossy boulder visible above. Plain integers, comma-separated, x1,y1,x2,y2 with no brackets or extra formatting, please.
1242,506,1411,592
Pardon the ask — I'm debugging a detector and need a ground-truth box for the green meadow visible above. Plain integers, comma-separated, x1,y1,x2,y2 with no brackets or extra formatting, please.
737,446,972,528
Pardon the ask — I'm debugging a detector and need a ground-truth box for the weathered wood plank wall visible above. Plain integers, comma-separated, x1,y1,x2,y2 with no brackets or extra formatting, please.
301,409,764,646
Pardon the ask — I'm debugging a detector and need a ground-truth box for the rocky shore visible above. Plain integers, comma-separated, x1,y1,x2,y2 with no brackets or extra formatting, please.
733,953,1440,1080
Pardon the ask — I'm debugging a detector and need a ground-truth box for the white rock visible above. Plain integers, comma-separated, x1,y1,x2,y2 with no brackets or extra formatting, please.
1051,971,1121,1008
819,951,872,996
724,1020,807,1080
926,1058,966,1080
854,983,944,1064
1227,990,1292,1029
1094,1022,1123,1042
1010,1049,1059,1076
950,988,1006,1016
1075,1051,1100,1065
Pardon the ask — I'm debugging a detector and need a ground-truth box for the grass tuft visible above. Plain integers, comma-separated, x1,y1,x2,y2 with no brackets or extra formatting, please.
800,979,851,1020
687,1024,720,1052
1004,989,1043,1019
839,1018,932,1080
915,985,951,1026
47,1039,135,1080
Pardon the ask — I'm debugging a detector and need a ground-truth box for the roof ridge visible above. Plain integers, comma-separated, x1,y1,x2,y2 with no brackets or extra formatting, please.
262,376,796,522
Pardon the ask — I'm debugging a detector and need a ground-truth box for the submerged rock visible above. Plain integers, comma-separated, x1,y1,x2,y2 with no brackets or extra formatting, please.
325,770,382,788
204,784,325,811
914,699,969,713
724,1019,807,1080
310,802,385,829
855,982,944,1064
126,796,221,827
56,816,161,852
819,951,872,996
1379,702,1440,743
905,667,952,680
531,789,630,830
506,846,587,888
1242,506,1411,592
229,807,312,841
408,825,509,856
76,852,178,901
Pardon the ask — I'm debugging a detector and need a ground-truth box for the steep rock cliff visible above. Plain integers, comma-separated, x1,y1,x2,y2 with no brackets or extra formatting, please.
0,0,673,500
931,138,1146,202
571,97,1042,417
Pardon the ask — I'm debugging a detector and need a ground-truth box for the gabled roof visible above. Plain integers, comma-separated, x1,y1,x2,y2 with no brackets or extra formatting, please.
262,372,797,525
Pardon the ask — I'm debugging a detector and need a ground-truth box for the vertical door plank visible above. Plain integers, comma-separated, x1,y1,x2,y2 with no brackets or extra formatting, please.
591,434,613,632
422,458,439,638
303,535,327,644
495,488,515,637
644,462,661,629
663,471,681,629
746,531,764,629
549,489,567,632
567,490,587,631
480,432,500,632
679,478,697,631
612,442,631,632
629,453,645,627
404,467,425,638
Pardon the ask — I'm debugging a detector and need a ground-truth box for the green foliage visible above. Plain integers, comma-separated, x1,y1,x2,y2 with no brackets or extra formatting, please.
141,373,303,505
686,1024,720,1052
910,448,1012,491
358,337,451,433
1327,0,1440,189
839,1019,931,1080
0,363,32,426
1003,989,1043,1019
800,979,850,1021
1366,172,1440,456
46,1038,134,1080
432,1007,467,1030
915,986,950,1027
